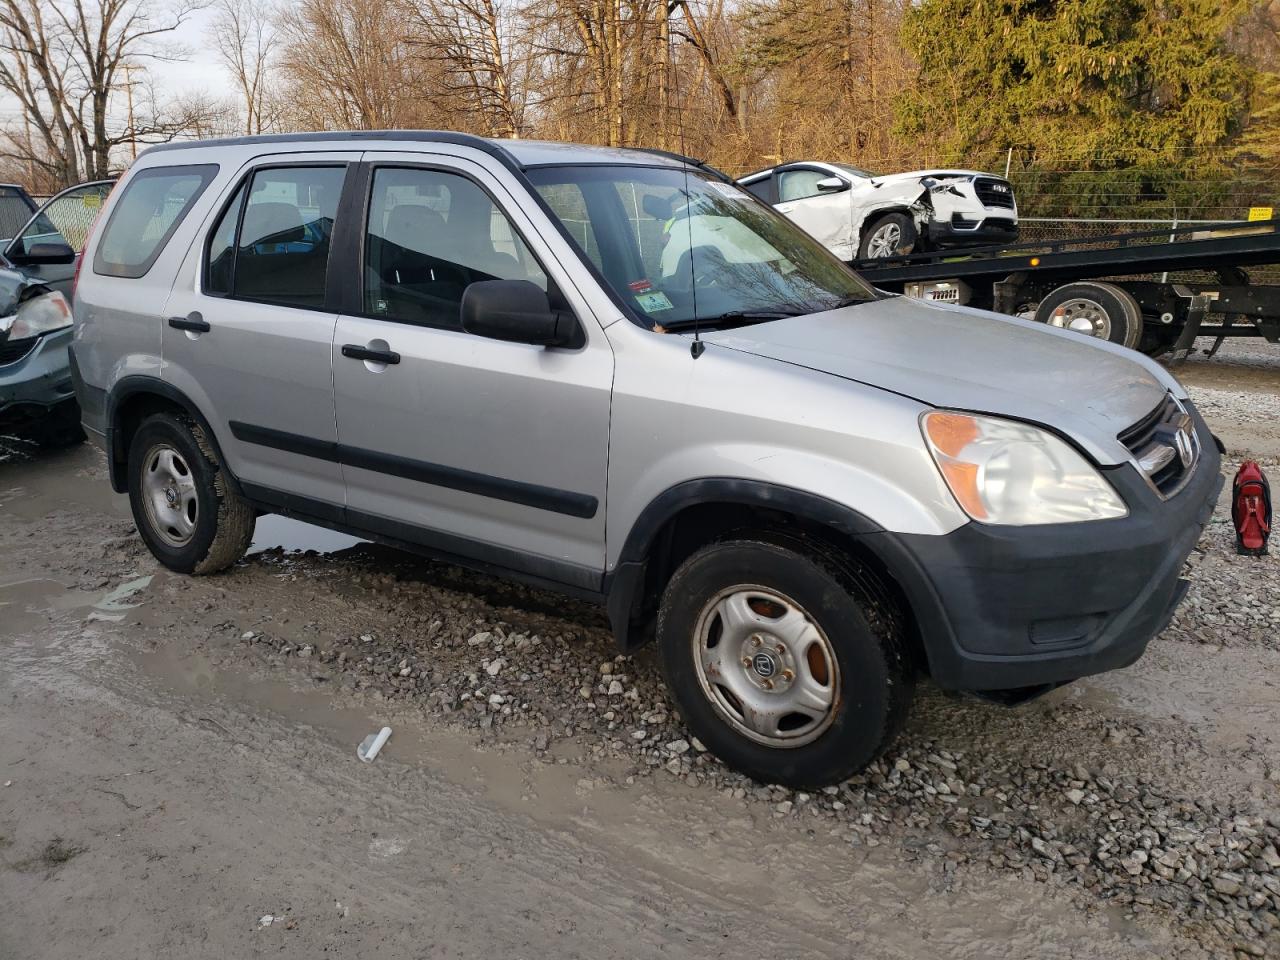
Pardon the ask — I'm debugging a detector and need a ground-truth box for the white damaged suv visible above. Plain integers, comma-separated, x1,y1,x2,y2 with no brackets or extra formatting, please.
738,161,1018,261
72,132,1215,788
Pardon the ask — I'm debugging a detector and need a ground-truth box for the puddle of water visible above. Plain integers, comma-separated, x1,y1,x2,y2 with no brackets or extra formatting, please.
0,443,131,520
88,575,153,622
0,573,157,636
248,514,365,556
1065,640,1280,769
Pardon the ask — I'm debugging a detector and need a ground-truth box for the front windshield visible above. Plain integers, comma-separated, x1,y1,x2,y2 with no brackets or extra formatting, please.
833,163,876,179
527,165,877,329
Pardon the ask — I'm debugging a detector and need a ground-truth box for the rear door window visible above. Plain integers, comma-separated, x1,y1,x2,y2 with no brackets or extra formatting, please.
742,177,774,204
93,165,218,278
202,165,346,309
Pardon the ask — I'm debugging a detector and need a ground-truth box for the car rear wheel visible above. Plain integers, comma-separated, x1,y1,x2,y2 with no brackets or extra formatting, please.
1034,281,1144,350
859,212,917,259
657,537,913,787
127,412,254,574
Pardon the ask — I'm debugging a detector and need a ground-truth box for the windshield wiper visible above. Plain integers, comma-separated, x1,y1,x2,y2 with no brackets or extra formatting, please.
815,295,875,310
662,309,804,332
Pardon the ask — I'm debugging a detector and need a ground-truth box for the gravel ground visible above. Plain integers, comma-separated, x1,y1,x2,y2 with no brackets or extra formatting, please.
3,337,1279,958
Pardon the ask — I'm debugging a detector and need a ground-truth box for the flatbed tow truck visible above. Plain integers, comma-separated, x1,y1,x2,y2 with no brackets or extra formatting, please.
851,219,1280,358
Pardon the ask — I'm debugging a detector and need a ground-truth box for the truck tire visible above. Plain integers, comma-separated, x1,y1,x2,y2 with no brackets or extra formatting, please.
656,536,913,787
1034,281,1144,350
859,212,918,259
127,412,254,575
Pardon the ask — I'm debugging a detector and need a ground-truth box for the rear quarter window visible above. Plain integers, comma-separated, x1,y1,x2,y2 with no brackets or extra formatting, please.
93,164,218,279
0,186,35,240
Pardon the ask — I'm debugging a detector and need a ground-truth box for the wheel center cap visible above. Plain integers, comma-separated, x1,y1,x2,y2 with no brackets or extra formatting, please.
751,652,778,679
165,487,178,505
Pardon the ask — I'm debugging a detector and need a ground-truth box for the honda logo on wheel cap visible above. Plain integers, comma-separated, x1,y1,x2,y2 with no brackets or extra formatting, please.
751,653,777,678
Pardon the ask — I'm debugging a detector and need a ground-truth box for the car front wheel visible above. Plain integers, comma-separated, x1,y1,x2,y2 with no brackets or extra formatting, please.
657,536,913,787
859,212,917,259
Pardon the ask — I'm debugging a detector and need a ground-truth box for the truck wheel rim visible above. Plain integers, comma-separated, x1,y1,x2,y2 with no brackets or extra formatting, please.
141,443,199,548
692,586,840,748
1050,297,1111,339
867,223,902,257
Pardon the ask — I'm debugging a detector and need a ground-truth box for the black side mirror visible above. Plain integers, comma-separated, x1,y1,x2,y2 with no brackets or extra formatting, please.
460,280,582,348
13,241,75,265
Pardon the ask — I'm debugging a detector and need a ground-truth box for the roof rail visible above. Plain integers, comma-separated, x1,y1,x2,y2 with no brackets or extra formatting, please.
139,129,524,173
627,146,732,182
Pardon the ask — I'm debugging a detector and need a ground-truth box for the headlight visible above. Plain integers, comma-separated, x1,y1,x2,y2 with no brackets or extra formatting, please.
922,175,972,197
0,292,72,340
921,411,1128,525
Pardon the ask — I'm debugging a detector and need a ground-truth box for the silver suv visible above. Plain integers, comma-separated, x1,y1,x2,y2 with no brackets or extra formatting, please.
71,132,1222,787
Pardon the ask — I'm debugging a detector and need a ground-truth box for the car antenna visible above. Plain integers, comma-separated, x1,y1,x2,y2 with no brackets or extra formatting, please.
667,0,704,359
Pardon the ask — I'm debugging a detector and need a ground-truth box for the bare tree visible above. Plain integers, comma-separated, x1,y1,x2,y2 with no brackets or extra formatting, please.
210,0,279,134
405,0,526,138
276,0,437,129
0,0,204,186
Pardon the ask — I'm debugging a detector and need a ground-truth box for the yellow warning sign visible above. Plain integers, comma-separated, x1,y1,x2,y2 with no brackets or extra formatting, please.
1247,206,1273,221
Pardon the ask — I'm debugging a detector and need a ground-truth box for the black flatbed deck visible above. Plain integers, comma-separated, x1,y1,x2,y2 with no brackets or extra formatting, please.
852,220,1280,286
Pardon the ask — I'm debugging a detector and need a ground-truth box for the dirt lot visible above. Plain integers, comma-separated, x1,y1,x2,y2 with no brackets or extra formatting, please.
2,339,1278,959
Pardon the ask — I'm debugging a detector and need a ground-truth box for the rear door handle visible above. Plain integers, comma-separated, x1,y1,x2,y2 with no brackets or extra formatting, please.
168,312,210,333
341,344,401,365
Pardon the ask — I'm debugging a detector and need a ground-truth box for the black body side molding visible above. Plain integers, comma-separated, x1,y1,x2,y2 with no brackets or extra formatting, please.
228,421,598,519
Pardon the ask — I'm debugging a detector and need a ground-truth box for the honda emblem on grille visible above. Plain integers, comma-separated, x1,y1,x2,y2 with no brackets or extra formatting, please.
1174,427,1194,468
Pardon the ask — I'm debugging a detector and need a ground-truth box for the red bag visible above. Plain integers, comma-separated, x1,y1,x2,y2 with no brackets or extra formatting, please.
1232,461,1271,556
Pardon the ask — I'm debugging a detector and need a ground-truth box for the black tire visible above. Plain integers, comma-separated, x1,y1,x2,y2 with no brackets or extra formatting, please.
858,212,918,259
127,412,254,574
1033,281,1143,350
657,536,913,787
1138,326,1181,358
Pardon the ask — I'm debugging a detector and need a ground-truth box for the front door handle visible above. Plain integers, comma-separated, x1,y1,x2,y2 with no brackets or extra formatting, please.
168,312,210,333
341,344,401,365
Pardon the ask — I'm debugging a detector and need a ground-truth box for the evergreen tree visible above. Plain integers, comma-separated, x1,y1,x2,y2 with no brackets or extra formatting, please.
897,0,1254,170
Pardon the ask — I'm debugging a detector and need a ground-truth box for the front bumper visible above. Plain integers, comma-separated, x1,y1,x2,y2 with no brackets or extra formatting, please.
927,216,1019,248
879,407,1222,692
0,326,77,433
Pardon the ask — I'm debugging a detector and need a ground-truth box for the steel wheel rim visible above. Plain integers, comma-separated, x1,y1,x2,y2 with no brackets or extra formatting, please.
1050,297,1111,339
867,223,902,258
141,443,199,548
692,585,840,748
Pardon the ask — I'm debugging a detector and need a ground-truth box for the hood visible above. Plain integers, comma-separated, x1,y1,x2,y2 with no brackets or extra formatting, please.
874,169,992,184
699,296,1168,465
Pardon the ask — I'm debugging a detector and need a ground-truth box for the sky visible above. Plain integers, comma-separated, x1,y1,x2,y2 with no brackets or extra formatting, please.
158,8,230,95
0,5,234,148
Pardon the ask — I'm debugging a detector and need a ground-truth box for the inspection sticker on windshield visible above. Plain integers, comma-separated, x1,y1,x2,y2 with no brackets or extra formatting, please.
634,290,673,313
706,181,748,200
628,278,653,293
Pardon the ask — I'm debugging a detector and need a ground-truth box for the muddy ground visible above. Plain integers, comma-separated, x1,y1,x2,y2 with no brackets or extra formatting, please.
2,338,1278,959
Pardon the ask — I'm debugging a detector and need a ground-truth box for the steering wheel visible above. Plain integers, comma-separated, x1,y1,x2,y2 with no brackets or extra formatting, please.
674,245,732,291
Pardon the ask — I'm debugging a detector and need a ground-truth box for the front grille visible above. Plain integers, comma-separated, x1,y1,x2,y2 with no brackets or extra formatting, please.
974,177,1016,209
0,336,36,366
1119,393,1197,497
